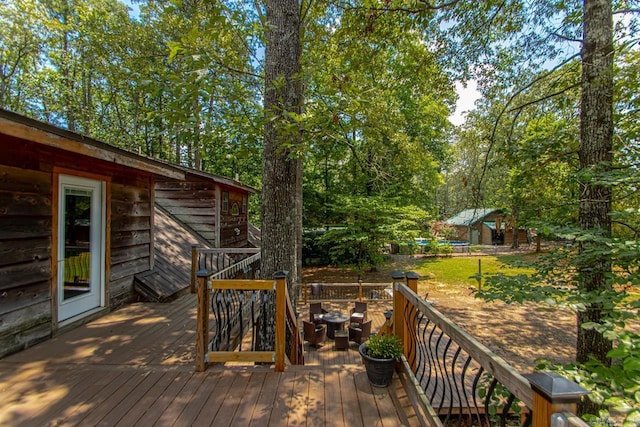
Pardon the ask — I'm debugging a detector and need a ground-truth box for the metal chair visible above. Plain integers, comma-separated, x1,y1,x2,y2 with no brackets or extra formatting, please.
303,320,327,347
349,301,368,324
309,302,328,324
349,319,372,344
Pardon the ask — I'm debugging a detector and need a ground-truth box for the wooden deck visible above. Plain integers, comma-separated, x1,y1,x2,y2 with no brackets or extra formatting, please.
0,295,421,426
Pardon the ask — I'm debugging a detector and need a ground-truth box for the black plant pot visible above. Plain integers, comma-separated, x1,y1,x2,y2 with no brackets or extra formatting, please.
359,343,396,387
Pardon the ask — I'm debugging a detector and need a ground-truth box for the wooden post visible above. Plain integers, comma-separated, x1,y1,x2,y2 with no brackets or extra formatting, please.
303,282,308,305
524,372,588,427
358,279,363,301
380,310,393,336
391,271,405,344
195,270,212,372
477,258,482,291
274,271,288,372
190,244,199,294
405,272,419,370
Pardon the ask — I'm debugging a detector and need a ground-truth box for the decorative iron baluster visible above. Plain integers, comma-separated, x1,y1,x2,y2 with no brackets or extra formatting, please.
429,330,445,403
484,378,499,426
500,392,517,427
423,320,438,396
443,346,463,425
415,315,430,385
458,355,475,426
436,337,453,414
238,292,244,351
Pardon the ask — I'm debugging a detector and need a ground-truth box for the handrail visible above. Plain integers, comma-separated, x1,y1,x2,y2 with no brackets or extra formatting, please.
393,273,589,427
190,245,261,292
195,271,301,372
397,281,532,407
300,281,393,303
284,284,304,365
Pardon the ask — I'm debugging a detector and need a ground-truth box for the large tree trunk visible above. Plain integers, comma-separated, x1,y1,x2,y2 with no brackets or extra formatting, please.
259,0,303,350
577,0,613,365
577,4,613,416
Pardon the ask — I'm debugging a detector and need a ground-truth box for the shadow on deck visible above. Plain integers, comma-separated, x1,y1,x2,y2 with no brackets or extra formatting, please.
0,295,420,426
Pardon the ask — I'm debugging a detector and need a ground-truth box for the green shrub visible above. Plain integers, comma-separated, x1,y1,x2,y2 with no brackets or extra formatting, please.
364,334,403,359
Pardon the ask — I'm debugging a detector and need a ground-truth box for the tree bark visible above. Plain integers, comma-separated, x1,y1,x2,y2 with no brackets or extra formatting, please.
577,0,613,367
259,0,303,350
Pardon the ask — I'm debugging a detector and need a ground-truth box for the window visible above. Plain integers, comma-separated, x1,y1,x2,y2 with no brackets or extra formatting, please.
231,203,239,215
222,191,229,212
242,195,248,214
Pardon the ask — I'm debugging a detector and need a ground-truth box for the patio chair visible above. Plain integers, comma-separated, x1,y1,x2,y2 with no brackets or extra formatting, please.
349,319,372,345
303,320,327,347
309,302,328,324
349,301,368,324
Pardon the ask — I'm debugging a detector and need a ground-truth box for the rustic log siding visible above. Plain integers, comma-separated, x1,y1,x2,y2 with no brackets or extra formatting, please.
155,179,218,246
0,135,160,357
219,187,249,247
108,179,153,306
0,165,53,356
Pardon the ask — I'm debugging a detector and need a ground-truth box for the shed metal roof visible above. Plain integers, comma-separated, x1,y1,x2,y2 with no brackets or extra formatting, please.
445,208,503,226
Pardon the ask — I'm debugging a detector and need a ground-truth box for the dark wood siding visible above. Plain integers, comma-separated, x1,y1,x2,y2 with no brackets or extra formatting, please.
0,135,156,357
0,164,53,356
109,177,153,307
220,186,248,247
155,179,218,245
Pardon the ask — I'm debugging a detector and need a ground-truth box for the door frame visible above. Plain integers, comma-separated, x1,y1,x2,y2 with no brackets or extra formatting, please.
52,168,110,327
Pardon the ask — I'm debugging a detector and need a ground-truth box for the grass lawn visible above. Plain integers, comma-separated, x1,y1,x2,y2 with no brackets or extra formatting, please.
412,254,538,288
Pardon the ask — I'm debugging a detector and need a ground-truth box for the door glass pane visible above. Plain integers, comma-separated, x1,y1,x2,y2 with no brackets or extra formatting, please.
63,188,92,301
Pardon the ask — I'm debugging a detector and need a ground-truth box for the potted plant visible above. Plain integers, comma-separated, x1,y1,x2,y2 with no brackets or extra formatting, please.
358,334,403,387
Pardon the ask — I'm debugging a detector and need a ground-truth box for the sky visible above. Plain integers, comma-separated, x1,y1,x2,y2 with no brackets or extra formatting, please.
450,81,480,126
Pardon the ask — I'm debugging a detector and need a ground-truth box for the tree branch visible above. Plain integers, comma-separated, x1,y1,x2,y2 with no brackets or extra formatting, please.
507,82,581,114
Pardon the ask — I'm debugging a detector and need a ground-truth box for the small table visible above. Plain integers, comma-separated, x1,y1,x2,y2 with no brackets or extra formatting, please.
334,330,349,350
322,312,349,339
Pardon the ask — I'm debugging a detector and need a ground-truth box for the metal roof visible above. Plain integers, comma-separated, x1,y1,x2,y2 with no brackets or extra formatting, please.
445,209,503,226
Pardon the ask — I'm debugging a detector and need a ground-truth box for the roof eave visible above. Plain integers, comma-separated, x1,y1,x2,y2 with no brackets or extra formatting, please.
0,110,185,180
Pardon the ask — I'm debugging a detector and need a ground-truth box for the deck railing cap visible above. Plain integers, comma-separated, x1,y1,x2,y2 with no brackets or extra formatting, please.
391,271,406,280
273,270,289,279
524,372,589,404
196,269,213,277
405,271,420,280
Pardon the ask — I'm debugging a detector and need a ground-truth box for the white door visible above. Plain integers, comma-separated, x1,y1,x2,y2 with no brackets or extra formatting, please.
58,175,106,322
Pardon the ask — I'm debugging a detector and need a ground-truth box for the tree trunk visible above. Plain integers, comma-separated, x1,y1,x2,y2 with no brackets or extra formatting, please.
577,5,613,417
259,0,303,351
577,0,613,365
510,208,519,249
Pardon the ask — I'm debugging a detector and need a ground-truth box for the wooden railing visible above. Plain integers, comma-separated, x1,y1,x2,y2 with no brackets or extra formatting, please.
300,281,393,303
190,246,261,293
195,270,303,372
393,272,589,427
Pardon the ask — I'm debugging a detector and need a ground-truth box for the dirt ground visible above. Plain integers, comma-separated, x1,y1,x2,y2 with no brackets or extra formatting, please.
302,250,577,373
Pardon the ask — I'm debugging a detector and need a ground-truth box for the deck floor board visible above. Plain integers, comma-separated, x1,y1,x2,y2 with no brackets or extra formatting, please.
0,295,420,426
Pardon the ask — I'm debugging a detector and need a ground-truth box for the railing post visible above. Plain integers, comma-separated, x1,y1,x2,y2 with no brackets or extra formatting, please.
196,270,213,372
391,271,406,345
274,271,288,372
524,372,589,427
191,244,200,293
358,279,363,301
405,272,419,370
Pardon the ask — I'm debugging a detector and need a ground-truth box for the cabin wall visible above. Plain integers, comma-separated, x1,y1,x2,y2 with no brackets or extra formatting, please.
220,186,248,247
0,136,155,358
504,228,529,245
109,176,153,307
155,179,217,244
0,164,53,357
155,178,249,248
